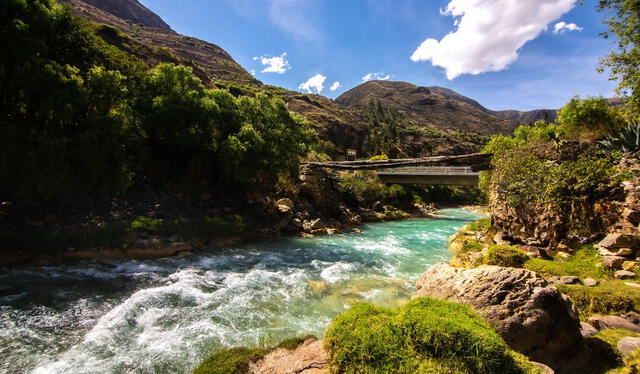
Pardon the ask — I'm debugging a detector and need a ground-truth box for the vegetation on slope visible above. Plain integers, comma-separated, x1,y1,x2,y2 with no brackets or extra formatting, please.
1,4,311,189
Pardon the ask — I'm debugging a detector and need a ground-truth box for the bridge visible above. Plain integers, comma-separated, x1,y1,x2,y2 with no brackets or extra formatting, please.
304,153,491,186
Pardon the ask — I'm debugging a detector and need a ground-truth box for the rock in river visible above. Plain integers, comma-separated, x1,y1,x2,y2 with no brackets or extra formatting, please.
415,263,582,371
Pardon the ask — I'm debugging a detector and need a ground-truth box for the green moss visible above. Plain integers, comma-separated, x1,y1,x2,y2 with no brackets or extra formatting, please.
525,246,611,279
595,329,640,347
557,281,640,316
192,347,267,374
461,241,484,253
275,335,316,350
324,298,540,374
193,335,316,374
483,245,530,268
467,218,492,232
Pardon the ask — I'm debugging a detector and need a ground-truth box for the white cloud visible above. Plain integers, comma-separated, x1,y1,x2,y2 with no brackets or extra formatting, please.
553,21,583,34
250,69,256,76
410,0,577,80
269,0,319,41
361,72,391,82
258,53,290,74
330,81,341,91
299,74,326,94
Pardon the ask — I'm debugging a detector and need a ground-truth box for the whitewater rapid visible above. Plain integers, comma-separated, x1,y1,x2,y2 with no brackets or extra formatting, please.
0,208,482,374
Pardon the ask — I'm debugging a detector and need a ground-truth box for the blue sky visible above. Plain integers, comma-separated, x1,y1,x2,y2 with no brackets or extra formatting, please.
140,0,617,111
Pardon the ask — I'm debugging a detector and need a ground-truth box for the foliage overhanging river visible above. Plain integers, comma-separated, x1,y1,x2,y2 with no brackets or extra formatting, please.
0,208,483,374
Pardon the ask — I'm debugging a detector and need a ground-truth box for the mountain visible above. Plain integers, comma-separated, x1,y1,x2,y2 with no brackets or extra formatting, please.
492,109,558,123
76,0,172,30
63,0,258,85
335,81,518,136
61,0,533,157
423,86,559,124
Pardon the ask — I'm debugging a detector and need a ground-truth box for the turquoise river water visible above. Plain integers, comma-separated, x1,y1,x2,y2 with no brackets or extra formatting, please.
0,208,483,374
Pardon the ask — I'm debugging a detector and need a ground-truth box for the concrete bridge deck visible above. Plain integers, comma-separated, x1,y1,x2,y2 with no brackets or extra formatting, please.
376,166,480,185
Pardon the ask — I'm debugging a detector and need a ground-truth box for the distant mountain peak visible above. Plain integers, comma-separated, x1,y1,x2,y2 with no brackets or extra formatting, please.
336,80,518,136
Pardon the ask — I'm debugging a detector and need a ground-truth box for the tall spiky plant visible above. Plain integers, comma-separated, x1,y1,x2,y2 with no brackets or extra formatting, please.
599,121,640,153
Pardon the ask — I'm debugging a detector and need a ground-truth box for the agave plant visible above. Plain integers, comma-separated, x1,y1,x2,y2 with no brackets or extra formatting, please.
599,121,640,153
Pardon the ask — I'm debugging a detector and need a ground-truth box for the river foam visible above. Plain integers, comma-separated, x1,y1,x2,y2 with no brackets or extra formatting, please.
0,208,483,374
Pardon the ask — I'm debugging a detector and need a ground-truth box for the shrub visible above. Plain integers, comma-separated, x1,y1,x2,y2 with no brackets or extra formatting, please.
483,245,529,268
557,96,625,140
324,298,540,374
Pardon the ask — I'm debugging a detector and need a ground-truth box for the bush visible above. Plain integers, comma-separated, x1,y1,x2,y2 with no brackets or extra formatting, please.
324,298,540,374
557,96,624,140
483,245,530,268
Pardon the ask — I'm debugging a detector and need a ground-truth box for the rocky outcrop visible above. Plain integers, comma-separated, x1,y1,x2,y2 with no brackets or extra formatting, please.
415,263,583,370
249,337,328,374
491,152,640,256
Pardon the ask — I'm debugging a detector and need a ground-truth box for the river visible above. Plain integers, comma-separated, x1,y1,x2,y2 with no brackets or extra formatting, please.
0,208,483,374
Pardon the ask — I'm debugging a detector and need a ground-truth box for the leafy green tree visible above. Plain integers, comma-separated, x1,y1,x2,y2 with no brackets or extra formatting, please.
219,94,313,185
598,0,640,110
557,96,624,139
135,64,220,159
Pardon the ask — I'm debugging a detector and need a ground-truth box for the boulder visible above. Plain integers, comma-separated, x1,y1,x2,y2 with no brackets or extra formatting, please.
626,282,640,288
580,322,598,338
624,208,640,225
276,198,295,210
521,246,547,259
277,204,291,214
494,231,512,245
599,247,634,257
415,263,582,370
618,337,640,357
583,278,598,287
548,276,580,285
596,234,640,250
304,218,325,232
602,255,628,269
249,337,328,374
588,315,640,333
615,270,636,280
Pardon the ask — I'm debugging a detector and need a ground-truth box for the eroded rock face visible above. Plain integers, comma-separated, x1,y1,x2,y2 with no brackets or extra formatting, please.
415,263,582,370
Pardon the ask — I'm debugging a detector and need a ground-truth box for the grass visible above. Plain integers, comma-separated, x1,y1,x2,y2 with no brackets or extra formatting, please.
483,245,530,268
324,298,541,374
192,335,317,374
570,329,640,374
525,246,612,279
466,217,492,232
524,246,638,316
557,281,640,316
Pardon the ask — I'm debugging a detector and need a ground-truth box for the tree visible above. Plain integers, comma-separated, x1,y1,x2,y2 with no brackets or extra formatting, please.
557,96,624,139
598,0,640,110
